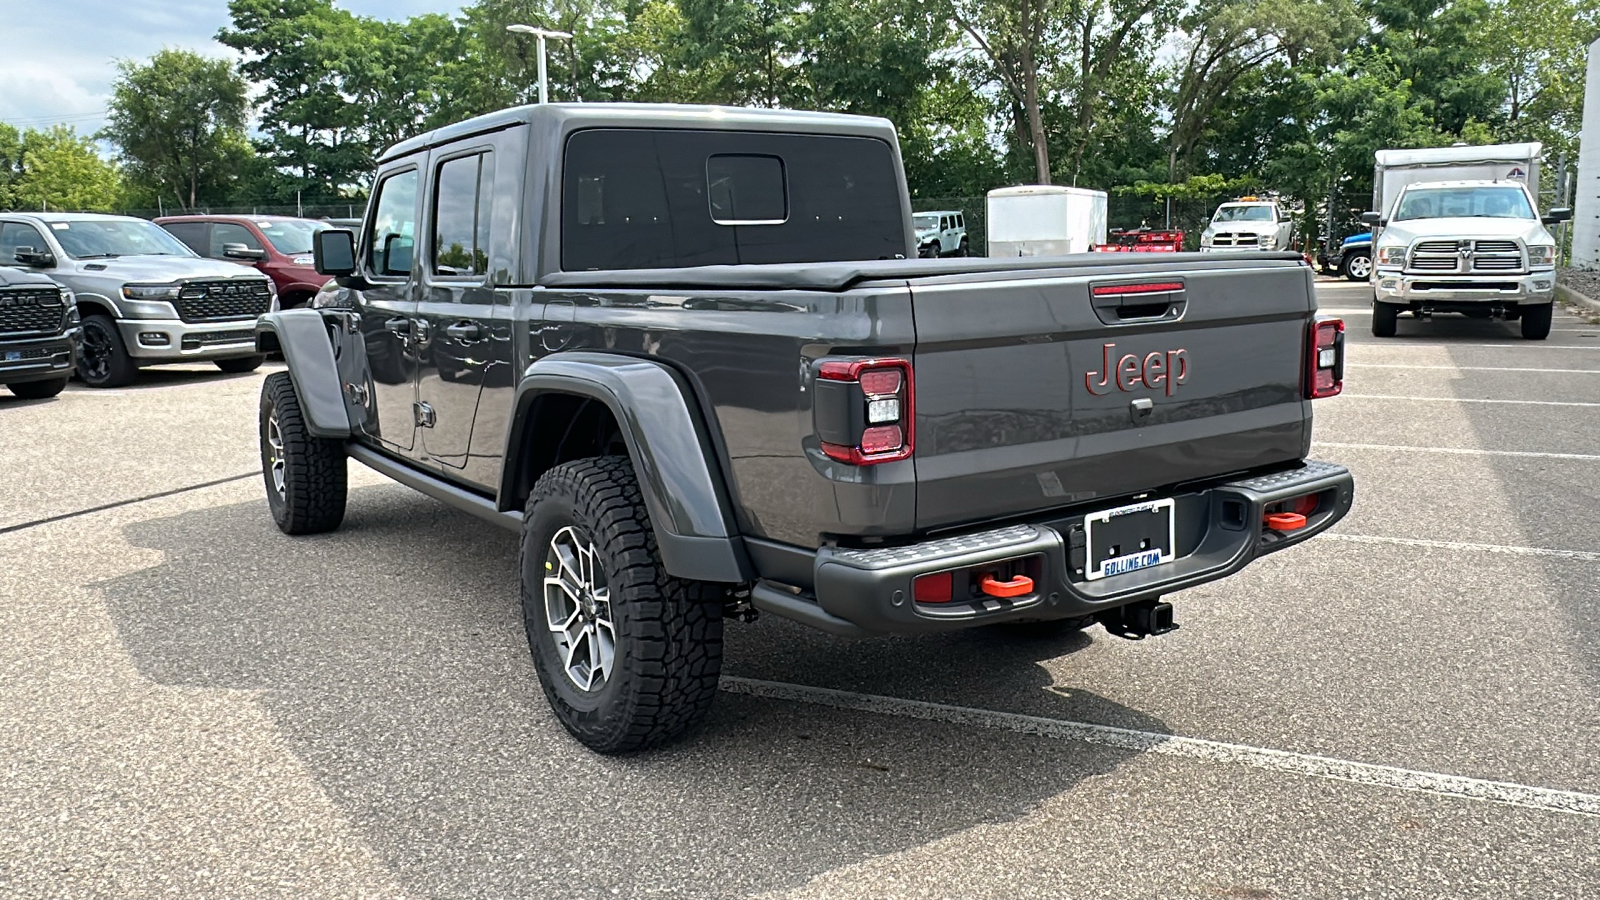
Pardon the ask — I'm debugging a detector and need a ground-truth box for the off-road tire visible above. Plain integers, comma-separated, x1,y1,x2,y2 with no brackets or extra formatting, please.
1520,302,1553,340
259,372,347,535
521,456,724,754
1371,299,1399,337
78,314,138,388
957,239,970,257
6,377,68,399
216,355,266,374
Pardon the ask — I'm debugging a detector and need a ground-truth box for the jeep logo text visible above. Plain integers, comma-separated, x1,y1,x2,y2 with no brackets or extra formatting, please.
1085,343,1188,397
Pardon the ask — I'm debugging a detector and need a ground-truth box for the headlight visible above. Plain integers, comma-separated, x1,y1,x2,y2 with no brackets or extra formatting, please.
1526,245,1555,267
1257,234,1274,247
1200,233,1213,246
122,283,181,301
1376,246,1407,266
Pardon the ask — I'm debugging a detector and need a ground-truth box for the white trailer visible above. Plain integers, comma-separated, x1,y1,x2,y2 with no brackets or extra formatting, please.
986,185,1107,257
1372,143,1542,219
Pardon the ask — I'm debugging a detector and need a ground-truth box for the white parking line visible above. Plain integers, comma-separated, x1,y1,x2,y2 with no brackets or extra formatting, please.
1347,363,1600,374
720,677,1600,818
1323,533,1600,561
1337,394,1600,408
1313,441,1600,462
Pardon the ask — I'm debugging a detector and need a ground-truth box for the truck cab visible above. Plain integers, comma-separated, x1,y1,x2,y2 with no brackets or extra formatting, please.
1199,199,1293,252
1366,180,1569,339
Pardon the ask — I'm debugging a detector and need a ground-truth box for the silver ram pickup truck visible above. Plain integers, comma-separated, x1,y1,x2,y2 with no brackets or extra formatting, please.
0,213,276,387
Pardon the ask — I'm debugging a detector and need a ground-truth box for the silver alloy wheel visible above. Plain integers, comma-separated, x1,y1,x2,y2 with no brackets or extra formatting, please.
266,411,286,499
543,525,615,692
1347,254,1372,279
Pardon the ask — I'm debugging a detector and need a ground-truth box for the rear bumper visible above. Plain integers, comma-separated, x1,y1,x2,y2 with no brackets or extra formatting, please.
117,318,264,361
0,330,78,384
1374,271,1555,305
751,461,1354,636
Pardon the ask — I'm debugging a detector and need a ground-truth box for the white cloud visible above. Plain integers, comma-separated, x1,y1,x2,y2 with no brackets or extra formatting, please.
0,0,462,139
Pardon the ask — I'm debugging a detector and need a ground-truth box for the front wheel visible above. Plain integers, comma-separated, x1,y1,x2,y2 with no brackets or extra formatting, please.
259,372,347,534
6,377,68,399
217,355,266,374
1371,299,1399,337
78,314,138,388
1520,302,1553,340
1342,252,1372,281
521,456,724,754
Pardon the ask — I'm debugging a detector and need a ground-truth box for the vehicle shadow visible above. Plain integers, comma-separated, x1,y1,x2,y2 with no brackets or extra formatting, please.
99,485,1168,899
64,362,282,393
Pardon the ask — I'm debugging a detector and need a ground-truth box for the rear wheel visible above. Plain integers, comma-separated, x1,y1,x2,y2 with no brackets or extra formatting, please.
259,372,347,534
1520,302,1553,340
1371,299,1399,337
957,238,970,257
78,314,137,388
1342,252,1372,281
216,355,266,374
521,456,724,754
6,377,68,399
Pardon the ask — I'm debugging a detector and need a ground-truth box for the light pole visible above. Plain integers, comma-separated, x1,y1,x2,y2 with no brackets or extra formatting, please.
506,24,573,105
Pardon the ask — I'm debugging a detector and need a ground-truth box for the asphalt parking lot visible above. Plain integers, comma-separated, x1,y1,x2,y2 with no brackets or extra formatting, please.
2,279,1598,899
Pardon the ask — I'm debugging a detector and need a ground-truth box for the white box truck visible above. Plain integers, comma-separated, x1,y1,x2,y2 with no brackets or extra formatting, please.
1363,142,1571,340
986,185,1107,257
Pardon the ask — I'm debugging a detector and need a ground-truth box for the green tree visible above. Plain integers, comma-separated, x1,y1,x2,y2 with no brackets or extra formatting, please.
218,0,375,201
102,49,252,210
0,123,23,208
10,127,124,212
1482,0,1600,158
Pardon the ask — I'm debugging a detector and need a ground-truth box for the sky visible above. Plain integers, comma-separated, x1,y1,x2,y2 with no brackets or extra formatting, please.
0,0,459,141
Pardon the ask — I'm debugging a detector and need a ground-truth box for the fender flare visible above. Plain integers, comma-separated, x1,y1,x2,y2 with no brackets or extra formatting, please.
503,352,751,584
255,309,350,438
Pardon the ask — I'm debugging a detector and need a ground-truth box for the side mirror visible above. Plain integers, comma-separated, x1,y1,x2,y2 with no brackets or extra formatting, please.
13,246,55,267
222,243,267,262
313,229,357,277
1542,207,1573,225
1360,211,1382,226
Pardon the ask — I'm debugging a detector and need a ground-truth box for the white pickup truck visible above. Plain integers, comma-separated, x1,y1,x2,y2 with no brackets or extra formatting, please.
1363,144,1571,340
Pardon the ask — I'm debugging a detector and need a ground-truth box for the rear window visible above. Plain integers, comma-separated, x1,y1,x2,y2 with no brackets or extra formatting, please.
561,129,906,271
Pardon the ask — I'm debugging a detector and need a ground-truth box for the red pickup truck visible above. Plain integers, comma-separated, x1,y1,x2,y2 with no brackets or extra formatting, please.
156,215,333,309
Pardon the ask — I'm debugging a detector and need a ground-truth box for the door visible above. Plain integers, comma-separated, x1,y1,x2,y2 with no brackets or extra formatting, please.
416,149,497,473
354,166,422,453
210,221,267,269
0,221,51,267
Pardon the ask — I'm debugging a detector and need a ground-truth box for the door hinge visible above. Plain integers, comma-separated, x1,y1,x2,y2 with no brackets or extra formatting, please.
345,382,368,404
414,401,436,428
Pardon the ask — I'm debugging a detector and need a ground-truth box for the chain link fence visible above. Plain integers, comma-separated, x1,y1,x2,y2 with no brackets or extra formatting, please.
115,203,367,221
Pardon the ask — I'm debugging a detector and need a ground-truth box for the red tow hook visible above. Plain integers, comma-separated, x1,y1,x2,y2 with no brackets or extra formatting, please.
1264,512,1307,531
979,573,1035,598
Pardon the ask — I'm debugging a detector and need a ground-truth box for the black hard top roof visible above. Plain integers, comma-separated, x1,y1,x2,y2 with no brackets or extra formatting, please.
378,102,899,164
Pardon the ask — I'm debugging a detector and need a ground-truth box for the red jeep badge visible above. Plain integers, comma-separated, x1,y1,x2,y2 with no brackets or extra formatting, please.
1086,343,1189,397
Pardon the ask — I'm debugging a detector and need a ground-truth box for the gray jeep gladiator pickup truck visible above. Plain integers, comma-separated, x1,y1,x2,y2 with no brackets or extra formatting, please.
255,103,1355,753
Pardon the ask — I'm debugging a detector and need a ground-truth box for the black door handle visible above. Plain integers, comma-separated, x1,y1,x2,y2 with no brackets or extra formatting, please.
384,316,412,334
445,321,481,340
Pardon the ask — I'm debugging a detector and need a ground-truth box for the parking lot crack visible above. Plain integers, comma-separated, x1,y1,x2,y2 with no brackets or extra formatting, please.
0,473,257,536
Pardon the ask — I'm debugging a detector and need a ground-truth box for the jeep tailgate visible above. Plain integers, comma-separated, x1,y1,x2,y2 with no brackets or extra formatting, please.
902,258,1316,531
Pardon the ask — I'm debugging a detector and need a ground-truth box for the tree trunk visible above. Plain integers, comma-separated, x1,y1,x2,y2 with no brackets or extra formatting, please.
1023,51,1050,184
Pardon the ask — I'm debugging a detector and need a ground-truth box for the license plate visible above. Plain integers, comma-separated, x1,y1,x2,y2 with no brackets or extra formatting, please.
1083,498,1176,581
3,351,19,362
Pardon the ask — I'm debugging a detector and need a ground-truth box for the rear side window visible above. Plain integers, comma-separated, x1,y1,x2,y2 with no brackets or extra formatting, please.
431,152,493,277
561,129,906,271
162,222,208,255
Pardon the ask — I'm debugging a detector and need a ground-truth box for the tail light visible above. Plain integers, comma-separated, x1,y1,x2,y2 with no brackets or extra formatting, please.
815,358,914,465
1307,318,1344,399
